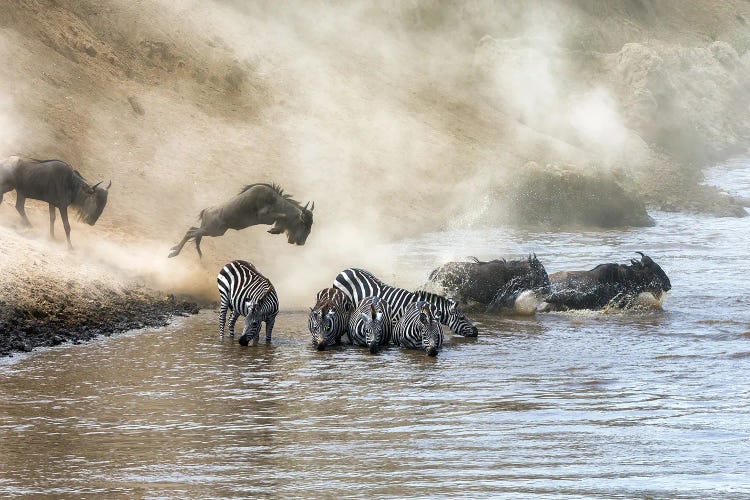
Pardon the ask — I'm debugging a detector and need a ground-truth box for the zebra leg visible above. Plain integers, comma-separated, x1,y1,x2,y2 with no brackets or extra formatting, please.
227,310,240,337
218,299,229,336
265,315,276,343
48,204,56,238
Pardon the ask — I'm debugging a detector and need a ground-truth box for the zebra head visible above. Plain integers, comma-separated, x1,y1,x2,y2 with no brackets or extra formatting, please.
238,302,263,346
362,299,386,354
416,302,443,357
444,299,478,337
309,306,339,351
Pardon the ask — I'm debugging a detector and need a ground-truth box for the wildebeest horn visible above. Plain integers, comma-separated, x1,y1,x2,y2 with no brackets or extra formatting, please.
106,180,112,190
636,251,653,265
303,201,309,211
310,201,314,212
92,181,102,190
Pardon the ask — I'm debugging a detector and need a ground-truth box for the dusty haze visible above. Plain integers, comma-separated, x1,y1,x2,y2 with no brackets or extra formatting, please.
0,0,748,307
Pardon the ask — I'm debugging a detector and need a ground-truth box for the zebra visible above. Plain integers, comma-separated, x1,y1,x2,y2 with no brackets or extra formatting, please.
308,287,352,351
217,260,279,346
333,268,478,337
393,301,444,356
347,296,392,354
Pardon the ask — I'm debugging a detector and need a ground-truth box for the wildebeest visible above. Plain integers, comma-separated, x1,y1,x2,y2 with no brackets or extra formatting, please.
169,183,314,258
0,156,111,249
309,287,352,351
541,252,671,311
393,301,444,357
429,254,550,311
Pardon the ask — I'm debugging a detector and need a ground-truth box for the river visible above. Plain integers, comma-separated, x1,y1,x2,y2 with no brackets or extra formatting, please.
1,162,749,498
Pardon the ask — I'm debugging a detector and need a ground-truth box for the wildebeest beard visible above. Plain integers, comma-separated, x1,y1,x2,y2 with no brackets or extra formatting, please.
73,182,109,225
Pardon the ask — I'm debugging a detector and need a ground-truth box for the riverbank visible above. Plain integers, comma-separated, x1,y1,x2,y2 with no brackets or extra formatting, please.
0,290,198,357
0,223,201,357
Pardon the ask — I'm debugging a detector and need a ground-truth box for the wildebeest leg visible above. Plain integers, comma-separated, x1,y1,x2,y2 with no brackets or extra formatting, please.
59,206,73,250
168,229,192,258
15,194,31,226
265,315,276,343
194,235,203,259
227,310,240,337
168,226,209,258
48,204,56,238
219,299,229,336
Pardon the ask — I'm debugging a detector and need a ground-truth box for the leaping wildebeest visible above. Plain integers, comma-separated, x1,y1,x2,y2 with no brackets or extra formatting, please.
0,156,111,249
168,183,314,258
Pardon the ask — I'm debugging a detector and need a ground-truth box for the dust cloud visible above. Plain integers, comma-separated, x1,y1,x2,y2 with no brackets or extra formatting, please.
0,1,748,308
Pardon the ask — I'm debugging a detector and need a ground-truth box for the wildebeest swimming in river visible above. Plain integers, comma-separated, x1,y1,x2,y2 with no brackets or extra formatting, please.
429,254,550,312
540,252,671,311
0,156,111,249
168,183,314,258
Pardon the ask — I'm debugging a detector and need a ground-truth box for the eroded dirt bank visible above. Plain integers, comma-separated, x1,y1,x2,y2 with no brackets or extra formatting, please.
0,222,201,357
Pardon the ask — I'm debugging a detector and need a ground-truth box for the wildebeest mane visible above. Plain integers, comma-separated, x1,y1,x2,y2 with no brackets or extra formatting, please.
238,182,304,209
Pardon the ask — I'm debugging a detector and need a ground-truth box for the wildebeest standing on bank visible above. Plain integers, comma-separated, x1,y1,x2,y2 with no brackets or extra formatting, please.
168,183,314,258
0,156,110,249
429,254,550,311
541,252,671,311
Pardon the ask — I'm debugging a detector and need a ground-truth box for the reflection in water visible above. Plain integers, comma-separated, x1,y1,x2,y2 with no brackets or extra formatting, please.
1,164,750,497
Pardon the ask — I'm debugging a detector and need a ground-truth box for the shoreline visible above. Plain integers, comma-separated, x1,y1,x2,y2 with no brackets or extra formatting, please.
0,290,200,357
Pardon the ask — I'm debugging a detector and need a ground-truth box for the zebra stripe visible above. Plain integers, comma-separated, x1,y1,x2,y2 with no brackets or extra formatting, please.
333,268,478,337
347,296,392,353
308,287,352,350
394,301,444,356
218,260,279,344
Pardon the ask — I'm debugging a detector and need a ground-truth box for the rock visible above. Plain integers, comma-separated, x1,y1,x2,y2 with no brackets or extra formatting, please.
127,96,145,116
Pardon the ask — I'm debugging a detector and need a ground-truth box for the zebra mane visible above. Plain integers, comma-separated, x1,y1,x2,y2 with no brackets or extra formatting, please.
414,290,452,305
238,182,304,209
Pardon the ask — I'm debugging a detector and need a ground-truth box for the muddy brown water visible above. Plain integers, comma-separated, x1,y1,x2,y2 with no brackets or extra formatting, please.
1,162,749,498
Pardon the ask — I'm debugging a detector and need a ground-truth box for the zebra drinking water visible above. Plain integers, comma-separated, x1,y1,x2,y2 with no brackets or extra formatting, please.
394,301,444,357
308,287,352,351
348,296,392,354
217,260,279,346
333,268,478,337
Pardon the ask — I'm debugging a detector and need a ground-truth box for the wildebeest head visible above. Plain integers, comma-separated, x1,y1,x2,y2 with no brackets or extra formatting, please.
629,252,671,297
444,299,478,337
309,305,339,351
77,180,111,226
361,299,386,354
416,302,443,357
273,201,314,245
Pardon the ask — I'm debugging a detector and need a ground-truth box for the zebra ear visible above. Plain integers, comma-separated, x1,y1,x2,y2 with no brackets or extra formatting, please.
419,311,429,324
361,312,370,323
